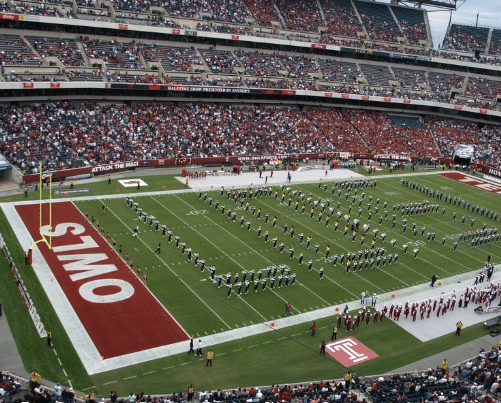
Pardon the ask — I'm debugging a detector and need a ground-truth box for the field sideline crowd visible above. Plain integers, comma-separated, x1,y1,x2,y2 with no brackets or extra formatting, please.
4,344,501,403
1,103,500,177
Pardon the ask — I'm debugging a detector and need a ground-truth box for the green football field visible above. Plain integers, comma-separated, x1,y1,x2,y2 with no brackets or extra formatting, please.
1,169,500,398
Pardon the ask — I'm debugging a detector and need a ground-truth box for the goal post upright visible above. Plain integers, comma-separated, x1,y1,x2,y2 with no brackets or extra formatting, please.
31,163,53,250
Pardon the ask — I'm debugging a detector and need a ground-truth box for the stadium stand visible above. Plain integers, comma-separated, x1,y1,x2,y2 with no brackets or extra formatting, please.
465,77,501,101
354,1,401,43
82,38,143,70
344,110,412,154
242,0,283,28
390,5,429,45
358,64,394,86
2,101,498,175
139,45,203,72
200,50,241,74
392,67,427,90
277,54,319,79
25,36,87,67
206,75,244,87
427,72,465,100
0,371,21,399
163,0,210,19
317,59,361,84
489,29,501,56
442,24,490,53
275,0,325,32
0,34,42,66
67,69,103,81
303,107,369,154
244,77,288,88
320,0,362,38
235,50,284,77
213,24,252,35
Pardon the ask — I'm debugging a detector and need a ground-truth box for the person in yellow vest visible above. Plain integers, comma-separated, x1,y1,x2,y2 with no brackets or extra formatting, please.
30,370,41,392
331,325,338,341
441,359,449,374
344,370,353,391
86,390,95,403
456,321,463,335
206,349,214,367
187,384,194,402
498,340,501,350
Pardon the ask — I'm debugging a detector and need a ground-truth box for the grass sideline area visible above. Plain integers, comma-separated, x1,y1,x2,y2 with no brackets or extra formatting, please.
1,169,500,398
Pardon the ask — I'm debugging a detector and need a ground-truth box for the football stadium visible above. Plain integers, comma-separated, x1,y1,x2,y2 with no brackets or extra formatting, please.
0,0,501,402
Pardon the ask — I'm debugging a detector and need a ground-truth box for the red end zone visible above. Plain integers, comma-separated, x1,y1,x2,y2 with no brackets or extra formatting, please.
440,172,501,196
326,337,378,367
16,201,188,359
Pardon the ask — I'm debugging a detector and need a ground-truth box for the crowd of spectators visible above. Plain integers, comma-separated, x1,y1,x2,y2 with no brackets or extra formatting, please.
0,34,42,66
197,22,211,31
344,109,414,155
356,3,400,44
0,101,501,172
442,24,490,53
114,14,168,27
465,77,501,101
392,67,426,90
244,77,288,88
428,72,464,101
206,75,244,87
275,0,324,32
140,44,202,72
243,0,282,28
321,0,361,38
106,71,160,83
214,24,252,35
235,50,283,77
1,32,501,112
26,36,86,67
317,60,361,84
162,0,209,19
12,2,70,17
82,38,143,70
399,21,427,45
209,0,252,24
9,343,501,403
0,371,21,399
4,0,501,70
200,50,241,74
5,71,66,82
277,54,318,79
67,69,103,81
430,117,483,162
77,7,110,22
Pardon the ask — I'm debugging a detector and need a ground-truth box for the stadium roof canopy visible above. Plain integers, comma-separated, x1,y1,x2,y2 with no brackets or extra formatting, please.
391,0,457,10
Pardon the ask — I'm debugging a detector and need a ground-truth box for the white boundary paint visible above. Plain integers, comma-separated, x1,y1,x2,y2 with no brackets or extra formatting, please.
3,169,501,375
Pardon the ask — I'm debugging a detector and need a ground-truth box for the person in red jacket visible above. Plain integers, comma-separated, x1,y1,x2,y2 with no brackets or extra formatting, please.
310,321,317,336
